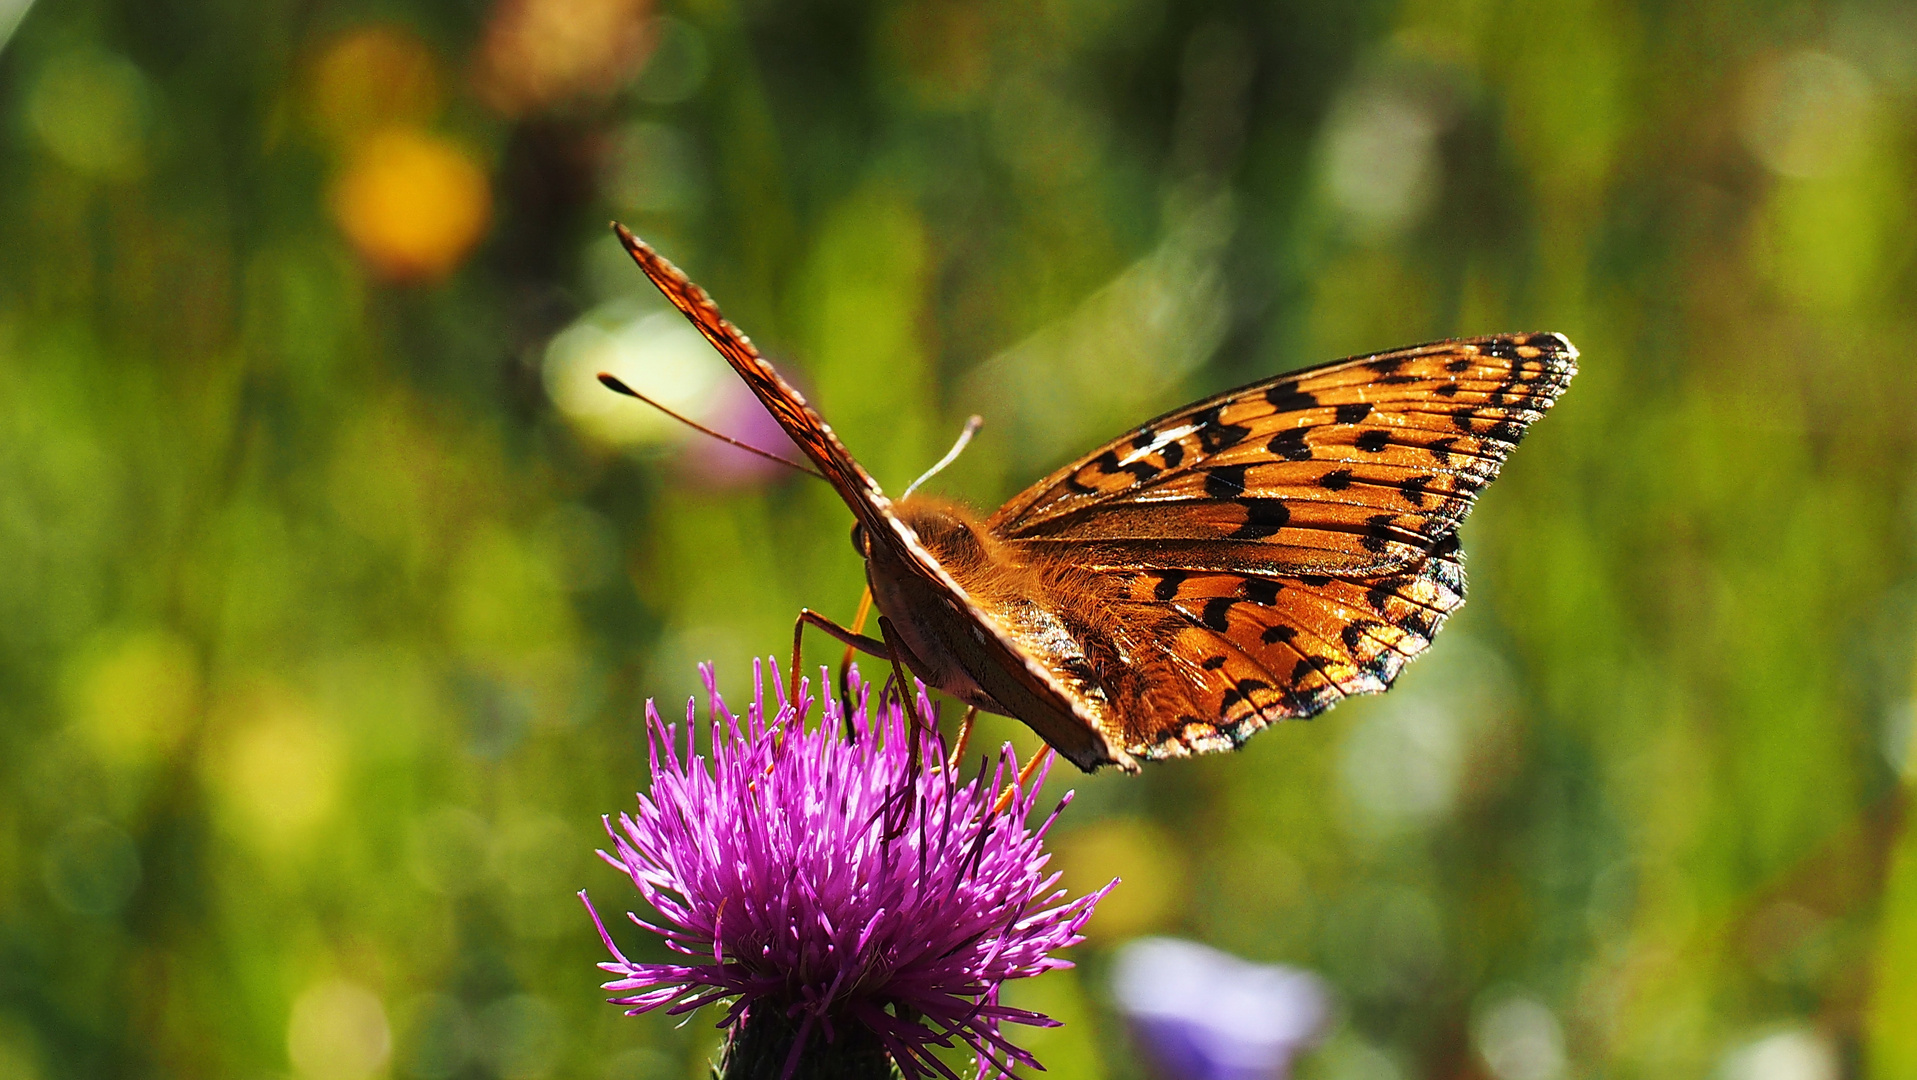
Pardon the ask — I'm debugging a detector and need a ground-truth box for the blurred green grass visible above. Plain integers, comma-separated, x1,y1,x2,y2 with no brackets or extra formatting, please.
2,0,1915,1078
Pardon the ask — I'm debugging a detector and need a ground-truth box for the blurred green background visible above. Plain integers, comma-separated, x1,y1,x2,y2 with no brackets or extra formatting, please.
3,0,1916,1077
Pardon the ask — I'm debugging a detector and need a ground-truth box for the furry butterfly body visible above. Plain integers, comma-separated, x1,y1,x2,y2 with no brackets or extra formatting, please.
613,225,1576,772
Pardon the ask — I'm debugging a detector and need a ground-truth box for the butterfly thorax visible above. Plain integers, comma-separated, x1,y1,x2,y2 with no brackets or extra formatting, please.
870,497,1119,729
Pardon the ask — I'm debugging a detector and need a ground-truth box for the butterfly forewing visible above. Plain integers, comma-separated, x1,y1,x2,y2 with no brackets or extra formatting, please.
989,335,1576,550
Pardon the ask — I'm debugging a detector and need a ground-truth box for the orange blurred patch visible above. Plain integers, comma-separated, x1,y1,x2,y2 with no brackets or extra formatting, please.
473,0,657,117
329,128,492,283
309,25,444,147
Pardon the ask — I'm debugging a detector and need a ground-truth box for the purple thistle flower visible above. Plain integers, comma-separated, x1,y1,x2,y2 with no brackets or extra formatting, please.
581,661,1113,1080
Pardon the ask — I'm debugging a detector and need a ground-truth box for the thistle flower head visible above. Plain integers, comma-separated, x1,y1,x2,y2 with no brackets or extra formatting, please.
582,662,1112,1079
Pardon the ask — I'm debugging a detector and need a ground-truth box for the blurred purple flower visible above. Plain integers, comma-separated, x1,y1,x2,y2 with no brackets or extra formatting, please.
1112,937,1331,1080
581,662,1113,1080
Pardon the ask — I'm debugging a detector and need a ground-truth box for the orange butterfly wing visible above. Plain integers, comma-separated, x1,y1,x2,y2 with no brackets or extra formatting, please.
611,226,1120,768
985,335,1576,758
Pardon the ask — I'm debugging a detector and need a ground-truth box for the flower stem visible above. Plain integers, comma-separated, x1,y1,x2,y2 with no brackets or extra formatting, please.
718,1004,897,1080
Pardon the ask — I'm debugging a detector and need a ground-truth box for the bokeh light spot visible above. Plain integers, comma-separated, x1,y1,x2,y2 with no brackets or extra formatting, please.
1473,996,1567,1080
1717,1027,1839,1080
64,628,200,768
308,26,444,147
25,47,151,179
206,686,343,847
1320,85,1440,236
1740,51,1873,179
544,303,728,447
474,0,656,117
288,980,392,1080
329,128,491,283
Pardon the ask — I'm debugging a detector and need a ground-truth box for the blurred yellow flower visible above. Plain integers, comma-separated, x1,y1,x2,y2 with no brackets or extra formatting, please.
329,127,491,282
308,25,444,147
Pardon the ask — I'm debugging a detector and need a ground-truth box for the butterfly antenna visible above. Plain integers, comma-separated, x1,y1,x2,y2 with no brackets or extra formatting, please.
595,373,826,480
901,415,984,499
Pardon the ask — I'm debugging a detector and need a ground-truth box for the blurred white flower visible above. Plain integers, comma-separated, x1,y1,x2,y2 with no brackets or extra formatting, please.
543,302,723,446
1473,996,1566,1080
1717,1028,1839,1080
1320,85,1440,235
1740,51,1873,178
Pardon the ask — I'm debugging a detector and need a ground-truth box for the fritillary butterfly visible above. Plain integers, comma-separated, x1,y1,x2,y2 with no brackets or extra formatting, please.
610,224,1576,772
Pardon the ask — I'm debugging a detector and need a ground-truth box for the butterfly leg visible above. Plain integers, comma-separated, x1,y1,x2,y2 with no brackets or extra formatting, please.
876,616,928,774
791,609,889,717
992,748,1055,815
946,705,979,773
837,587,875,717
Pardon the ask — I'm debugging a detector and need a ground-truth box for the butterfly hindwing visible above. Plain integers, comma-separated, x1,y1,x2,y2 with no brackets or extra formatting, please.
1103,548,1466,758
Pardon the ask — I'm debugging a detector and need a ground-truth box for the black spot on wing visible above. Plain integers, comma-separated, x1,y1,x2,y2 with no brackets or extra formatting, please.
1356,430,1391,453
1153,570,1187,601
1335,402,1373,424
1205,464,1249,497
1341,620,1386,653
1243,578,1281,605
1360,514,1399,554
1320,469,1354,491
1266,381,1318,414
1262,623,1296,644
1201,596,1235,632
1267,428,1312,462
1195,405,1252,453
1233,499,1290,540
1220,679,1273,718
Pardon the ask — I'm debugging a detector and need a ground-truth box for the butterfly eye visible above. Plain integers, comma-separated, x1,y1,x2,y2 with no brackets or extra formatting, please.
849,522,868,556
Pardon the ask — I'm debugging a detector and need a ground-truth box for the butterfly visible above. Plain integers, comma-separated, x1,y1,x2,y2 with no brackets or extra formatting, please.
608,224,1576,773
